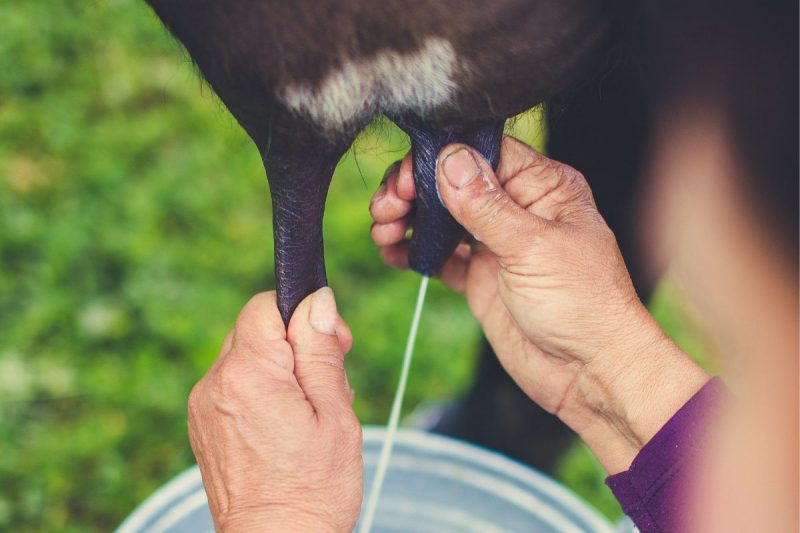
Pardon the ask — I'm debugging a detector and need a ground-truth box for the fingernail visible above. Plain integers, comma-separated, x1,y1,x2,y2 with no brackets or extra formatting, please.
310,287,338,335
442,147,481,189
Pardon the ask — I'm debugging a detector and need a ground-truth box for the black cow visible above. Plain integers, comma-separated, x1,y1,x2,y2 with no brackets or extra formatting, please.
144,0,617,321
144,0,797,470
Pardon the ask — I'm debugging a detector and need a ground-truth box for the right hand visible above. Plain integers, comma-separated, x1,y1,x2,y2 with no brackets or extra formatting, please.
370,136,708,473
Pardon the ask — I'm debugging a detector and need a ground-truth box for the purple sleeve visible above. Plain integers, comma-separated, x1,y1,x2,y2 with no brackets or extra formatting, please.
605,377,727,532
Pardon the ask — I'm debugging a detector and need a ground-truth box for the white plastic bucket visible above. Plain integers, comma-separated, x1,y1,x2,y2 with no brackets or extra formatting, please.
118,427,614,532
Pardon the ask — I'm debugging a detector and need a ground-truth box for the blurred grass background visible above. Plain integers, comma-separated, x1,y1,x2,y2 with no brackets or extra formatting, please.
0,1,712,530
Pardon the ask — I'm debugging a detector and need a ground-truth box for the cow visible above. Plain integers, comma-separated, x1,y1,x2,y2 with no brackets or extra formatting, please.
143,0,797,471
143,0,618,322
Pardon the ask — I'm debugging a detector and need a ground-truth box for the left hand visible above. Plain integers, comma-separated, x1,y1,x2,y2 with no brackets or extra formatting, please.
187,288,363,532
370,139,708,473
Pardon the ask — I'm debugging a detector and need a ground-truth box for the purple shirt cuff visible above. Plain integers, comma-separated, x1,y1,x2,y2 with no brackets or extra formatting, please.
605,377,728,532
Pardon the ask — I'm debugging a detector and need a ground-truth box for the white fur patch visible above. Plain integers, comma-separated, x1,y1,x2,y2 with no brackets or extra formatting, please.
278,37,464,131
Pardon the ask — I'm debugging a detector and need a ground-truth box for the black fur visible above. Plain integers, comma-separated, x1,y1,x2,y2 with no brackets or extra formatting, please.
144,0,797,473
144,0,616,321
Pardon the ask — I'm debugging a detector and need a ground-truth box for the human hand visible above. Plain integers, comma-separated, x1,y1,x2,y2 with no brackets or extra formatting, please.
187,289,362,531
370,136,708,472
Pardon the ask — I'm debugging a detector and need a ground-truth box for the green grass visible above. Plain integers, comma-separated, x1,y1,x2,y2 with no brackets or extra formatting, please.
0,1,709,530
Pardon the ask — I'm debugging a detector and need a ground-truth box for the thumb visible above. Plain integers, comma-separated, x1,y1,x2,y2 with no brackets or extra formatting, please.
436,145,542,260
287,287,353,416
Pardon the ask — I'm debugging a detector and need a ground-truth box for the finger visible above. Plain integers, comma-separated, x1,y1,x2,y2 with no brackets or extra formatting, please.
371,219,409,247
395,154,416,201
336,317,354,354
436,144,545,261
379,240,410,270
370,161,413,224
234,291,286,341
380,160,401,187
229,292,294,372
494,135,554,185
287,287,352,415
496,136,598,223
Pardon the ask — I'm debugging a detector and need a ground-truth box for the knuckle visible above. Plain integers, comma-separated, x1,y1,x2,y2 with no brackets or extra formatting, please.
559,164,591,197
540,163,594,216
342,413,362,440
511,141,548,172
597,223,619,248
235,298,260,330
331,410,362,447
187,381,207,419
474,189,514,224
369,222,388,244
230,323,266,357
368,198,383,220
559,162,584,182
230,331,255,357
295,349,345,372
210,362,249,399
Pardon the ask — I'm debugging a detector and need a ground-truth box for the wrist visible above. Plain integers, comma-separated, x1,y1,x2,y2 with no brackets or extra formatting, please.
220,506,352,533
557,307,710,474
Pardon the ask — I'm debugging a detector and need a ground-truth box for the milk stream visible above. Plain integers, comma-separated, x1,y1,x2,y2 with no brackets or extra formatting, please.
358,275,430,533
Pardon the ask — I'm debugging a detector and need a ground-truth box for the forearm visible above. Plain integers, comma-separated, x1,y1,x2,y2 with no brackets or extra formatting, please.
557,306,710,474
